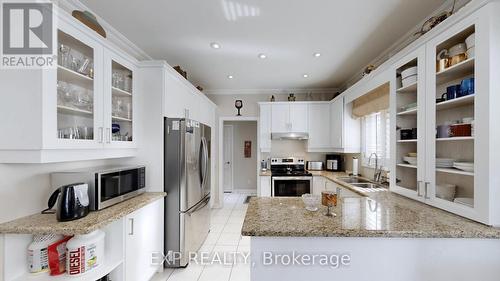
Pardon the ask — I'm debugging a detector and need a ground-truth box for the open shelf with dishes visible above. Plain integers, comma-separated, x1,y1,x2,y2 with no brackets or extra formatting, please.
57,30,96,141
394,55,422,195
432,25,475,208
109,61,134,142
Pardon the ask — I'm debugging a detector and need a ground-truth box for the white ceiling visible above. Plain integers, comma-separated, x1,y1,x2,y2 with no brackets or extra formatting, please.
81,0,446,91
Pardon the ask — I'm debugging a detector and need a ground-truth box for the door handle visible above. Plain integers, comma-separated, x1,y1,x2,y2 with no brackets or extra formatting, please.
417,180,423,197
128,218,134,235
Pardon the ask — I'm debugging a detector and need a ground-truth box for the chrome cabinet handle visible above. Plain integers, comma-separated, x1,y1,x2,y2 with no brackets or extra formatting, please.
98,127,103,143
106,128,111,143
128,218,134,235
417,181,423,197
424,182,430,199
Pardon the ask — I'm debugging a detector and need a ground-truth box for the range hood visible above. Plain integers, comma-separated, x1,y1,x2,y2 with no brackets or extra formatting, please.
271,132,309,140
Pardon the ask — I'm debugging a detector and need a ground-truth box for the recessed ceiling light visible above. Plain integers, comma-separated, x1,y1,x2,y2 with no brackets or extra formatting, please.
227,75,234,79
210,42,221,49
258,53,267,59
303,74,309,78
313,52,321,57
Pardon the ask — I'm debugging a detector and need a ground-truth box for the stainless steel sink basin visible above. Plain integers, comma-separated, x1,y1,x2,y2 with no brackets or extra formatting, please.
336,177,372,184
350,183,384,189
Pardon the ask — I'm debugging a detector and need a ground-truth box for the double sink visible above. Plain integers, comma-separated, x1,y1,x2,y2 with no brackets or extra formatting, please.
336,177,386,189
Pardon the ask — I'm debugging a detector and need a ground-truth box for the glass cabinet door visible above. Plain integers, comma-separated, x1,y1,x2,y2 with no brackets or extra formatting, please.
56,29,97,142
392,47,426,201
108,59,134,144
428,24,476,209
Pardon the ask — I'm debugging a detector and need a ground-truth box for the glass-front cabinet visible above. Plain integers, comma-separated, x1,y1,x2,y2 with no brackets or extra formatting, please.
54,23,103,149
391,46,426,202
104,50,137,148
425,18,482,222
391,7,497,225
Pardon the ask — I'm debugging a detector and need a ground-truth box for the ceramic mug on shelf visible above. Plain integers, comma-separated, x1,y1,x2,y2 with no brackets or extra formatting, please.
446,85,461,100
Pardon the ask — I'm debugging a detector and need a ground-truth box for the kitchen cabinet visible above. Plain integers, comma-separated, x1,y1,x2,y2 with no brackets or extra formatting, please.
0,9,139,163
259,176,272,197
259,104,272,152
164,67,216,127
389,3,500,226
125,199,163,281
330,97,361,153
307,103,332,151
312,176,326,195
271,103,308,133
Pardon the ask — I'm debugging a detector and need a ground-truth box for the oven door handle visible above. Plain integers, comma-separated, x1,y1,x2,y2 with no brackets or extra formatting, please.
272,176,312,180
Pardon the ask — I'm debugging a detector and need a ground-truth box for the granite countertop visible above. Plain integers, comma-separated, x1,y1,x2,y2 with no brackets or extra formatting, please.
242,172,500,238
0,192,166,235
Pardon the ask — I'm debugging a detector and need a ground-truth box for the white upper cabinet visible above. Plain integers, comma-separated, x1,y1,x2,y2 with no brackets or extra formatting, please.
308,103,331,151
330,98,344,149
271,103,290,133
259,104,272,152
164,69,216,127
271,103,308,133
289,104,308,132
388,2,500,226
0,11,139,163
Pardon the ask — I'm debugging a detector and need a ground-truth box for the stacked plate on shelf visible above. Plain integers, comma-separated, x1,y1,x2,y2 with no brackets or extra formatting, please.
401,66,418,87
403,156,417,165
436,158,455,168
453,162,474,172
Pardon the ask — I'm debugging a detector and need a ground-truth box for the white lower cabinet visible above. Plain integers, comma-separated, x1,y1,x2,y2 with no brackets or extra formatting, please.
259,176,272,197
312,176,326,195
125,199,163,281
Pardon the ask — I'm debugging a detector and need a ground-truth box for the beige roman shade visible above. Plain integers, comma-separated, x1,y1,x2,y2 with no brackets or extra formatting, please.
352,82,390,118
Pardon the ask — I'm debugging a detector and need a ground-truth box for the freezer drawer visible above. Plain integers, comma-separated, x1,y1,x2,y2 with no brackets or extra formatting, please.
179,195,211,267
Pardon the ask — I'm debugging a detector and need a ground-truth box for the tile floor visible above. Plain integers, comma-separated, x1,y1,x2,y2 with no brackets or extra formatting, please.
155,193,251,281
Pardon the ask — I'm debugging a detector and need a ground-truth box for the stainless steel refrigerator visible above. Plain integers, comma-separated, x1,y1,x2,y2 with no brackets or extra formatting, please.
164,118,211,267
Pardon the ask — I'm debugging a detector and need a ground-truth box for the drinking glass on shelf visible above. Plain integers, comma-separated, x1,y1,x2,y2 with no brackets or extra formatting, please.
124,74,132,92
125,102,132,119
59,44,71,67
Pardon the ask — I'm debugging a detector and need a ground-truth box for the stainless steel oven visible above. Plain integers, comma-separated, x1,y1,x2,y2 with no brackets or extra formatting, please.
272,176,312,197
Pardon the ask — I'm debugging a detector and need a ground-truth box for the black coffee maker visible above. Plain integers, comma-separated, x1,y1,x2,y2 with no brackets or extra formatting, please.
326,154,344,172
42,183,90,222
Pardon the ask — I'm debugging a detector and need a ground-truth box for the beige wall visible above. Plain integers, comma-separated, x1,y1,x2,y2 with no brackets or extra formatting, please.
207,92,334,117
225,121,258,191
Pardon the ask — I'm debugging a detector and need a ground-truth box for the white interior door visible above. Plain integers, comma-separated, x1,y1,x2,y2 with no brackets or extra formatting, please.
223,125,234,192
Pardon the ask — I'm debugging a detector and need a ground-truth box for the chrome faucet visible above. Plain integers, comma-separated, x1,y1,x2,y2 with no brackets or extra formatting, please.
368,153,382,183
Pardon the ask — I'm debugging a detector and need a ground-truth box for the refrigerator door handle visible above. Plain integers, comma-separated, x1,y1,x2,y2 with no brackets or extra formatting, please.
187,195,210,216
202,137,209,190
198,139,205,190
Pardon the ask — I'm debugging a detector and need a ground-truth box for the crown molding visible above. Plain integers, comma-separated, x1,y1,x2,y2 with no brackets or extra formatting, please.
340,0,472,91
204,88,339,96
55,0,152,61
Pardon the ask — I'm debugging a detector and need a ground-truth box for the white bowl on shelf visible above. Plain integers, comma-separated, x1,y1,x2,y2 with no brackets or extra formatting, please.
401,75,417,88
453,162,474,172
436,158,455,168
466,47,475,59
401,66,418,79
465,33,475,49
436,184,456,201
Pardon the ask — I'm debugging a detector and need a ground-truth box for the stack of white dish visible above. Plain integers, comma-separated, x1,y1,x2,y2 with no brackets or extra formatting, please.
401,66,417,88
465,33,475,58
403,156,417,165
436,184,456,201
454,197,473,208
453,161,474,172
436,158,455,168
